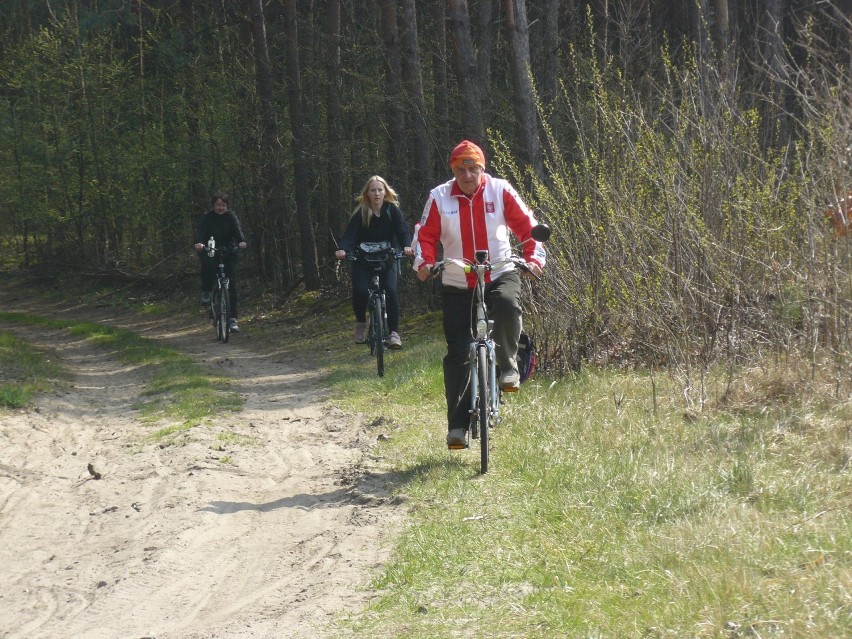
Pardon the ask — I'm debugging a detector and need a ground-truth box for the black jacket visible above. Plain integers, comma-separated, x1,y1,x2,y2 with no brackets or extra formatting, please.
339,202,411,253
195,210,246,248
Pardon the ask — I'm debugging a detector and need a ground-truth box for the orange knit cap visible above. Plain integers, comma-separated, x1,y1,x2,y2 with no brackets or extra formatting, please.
449,140,486,170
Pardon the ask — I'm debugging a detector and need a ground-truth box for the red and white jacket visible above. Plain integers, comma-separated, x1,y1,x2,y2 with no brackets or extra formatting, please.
412,173,546,289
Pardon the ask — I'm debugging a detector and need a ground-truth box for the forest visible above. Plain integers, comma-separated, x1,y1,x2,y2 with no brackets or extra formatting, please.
0,0,849,392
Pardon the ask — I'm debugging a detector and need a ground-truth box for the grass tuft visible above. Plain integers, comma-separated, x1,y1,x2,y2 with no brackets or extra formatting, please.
0,330,68,407
0,311,241,442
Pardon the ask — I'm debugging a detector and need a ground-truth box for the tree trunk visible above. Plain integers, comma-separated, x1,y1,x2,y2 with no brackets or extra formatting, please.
283,0,320,290
429,2,451,175
475,0,496,105
399,0,430,209
539,0,560,107
379,0,406,170
325,0,344,257
179,0,206,215
447,0,485,145
248,0,291,286
760,0,789,148
503,0,542,180
715,0,730,51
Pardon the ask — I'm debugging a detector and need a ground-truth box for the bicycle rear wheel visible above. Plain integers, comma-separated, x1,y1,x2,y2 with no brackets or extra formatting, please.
371,295,385,376
477,343,490,473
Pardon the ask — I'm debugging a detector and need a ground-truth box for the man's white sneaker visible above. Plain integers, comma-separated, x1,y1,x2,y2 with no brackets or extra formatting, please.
499,369,520,392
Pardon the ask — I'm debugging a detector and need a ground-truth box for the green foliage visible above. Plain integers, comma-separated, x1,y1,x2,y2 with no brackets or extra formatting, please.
0,6,259,275
493,27,849,390
0,2,848,385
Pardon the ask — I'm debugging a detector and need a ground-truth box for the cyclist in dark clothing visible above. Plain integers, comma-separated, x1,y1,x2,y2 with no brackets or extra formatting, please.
335,175,413,348
193,192,247,332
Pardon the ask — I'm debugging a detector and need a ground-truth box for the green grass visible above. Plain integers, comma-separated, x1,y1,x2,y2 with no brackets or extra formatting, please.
2,277,848,637
323,315,851,639
0,311,241,442
0,330,67,407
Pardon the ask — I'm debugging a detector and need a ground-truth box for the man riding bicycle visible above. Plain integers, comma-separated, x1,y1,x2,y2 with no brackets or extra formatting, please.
413,140,546,450
193,192,247,332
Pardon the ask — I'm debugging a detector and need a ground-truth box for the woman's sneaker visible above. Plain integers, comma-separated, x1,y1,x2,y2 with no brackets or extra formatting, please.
228,318,239,332
353,322,367,344
388,331,402,349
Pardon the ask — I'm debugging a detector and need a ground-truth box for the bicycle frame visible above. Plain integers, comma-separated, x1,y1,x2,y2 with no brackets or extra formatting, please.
467,254,501,430
206,239,235,343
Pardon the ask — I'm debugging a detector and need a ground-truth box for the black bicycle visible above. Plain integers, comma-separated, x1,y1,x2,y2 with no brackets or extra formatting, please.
205,238,239,343
431,224,551,473
346,241,407,377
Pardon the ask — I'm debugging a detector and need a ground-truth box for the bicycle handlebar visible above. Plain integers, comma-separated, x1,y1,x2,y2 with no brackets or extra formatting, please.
343,248,409,263
205,243,241,258
430,255,541,281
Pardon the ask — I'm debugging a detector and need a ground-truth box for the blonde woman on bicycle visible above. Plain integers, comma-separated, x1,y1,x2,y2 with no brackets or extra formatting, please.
336,175,413,348
413,141,546,449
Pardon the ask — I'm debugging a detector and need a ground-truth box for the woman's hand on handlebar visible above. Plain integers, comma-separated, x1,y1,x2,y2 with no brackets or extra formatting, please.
194,243,204,252
335,249,347,260
403,246,414,258
238,241,247,250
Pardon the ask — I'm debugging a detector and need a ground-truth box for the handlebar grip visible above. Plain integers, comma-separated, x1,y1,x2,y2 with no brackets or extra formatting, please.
515,259,543,281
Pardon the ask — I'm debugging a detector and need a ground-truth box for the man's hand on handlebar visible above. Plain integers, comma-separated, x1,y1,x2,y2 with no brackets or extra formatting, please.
523,261,543,279
417,265,433,282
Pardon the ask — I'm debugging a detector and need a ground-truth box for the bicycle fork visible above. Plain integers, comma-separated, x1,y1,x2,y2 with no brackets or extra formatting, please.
369,275,388,340
469,337,499,425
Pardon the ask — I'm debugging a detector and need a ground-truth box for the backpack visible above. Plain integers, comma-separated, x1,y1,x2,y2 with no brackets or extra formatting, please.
517,332,537,383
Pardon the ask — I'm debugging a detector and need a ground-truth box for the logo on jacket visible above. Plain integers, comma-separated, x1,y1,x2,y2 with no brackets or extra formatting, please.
485,201,495,214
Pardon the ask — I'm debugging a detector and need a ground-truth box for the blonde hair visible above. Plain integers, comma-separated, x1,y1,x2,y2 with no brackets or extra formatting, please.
354,175,399,227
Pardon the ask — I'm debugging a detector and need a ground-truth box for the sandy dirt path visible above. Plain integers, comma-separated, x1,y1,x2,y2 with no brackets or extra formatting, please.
0,294,402,639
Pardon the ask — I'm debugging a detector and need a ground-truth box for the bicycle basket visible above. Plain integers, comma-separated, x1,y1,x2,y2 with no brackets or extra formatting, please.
517,332,537,383
357,241,394,263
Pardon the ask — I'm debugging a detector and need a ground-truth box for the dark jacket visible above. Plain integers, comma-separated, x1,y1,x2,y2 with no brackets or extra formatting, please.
339,202,411,253
195,210,246,248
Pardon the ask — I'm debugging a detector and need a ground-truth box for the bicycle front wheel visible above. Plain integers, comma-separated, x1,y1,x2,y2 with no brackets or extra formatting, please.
220,283,230,343
477,343,490,474
212,289,223,340
371,295,385,377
